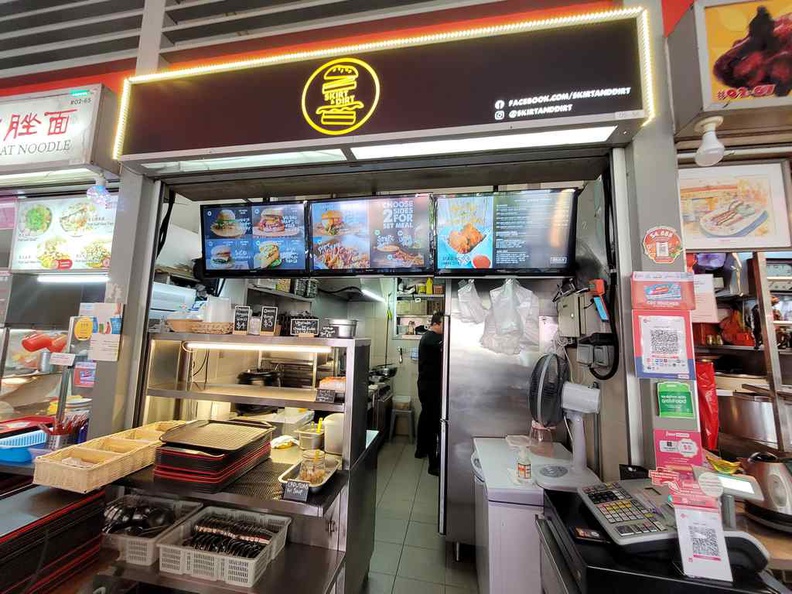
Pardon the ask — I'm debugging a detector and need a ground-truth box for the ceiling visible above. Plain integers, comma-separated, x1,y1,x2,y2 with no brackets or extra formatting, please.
0,0,513,81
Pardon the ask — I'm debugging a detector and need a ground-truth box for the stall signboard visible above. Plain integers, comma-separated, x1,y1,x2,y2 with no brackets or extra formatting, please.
436,190,576,274
310,195,433,274
115,12,649,159
0,87,103,173
702,0,792,108
11,194,118,272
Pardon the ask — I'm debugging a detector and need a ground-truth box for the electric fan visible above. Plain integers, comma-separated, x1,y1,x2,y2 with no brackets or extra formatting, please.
529,353,601,490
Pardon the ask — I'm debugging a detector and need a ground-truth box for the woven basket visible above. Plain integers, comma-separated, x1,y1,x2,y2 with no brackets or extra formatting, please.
191,322,233,335
166,319,195,333
34,420,186,493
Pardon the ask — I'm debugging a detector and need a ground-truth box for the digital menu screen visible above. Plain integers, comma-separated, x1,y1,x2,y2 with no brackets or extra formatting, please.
310,195,434,274
201,202,308,276
436,189,577,274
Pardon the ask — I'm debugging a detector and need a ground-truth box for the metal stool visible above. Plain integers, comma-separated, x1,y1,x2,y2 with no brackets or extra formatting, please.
389,407,415,443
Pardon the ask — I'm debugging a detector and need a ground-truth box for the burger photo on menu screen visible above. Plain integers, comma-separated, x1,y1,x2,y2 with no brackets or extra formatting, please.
211,245,233,268
258,209,286,234
210,209,245,238
321,210,344,235
254,243,281,269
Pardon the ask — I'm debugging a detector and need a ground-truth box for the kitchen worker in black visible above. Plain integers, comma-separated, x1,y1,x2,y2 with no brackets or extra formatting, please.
416,311,444,476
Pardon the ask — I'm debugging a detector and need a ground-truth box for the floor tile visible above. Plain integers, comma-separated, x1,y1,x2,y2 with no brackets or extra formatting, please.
370,541,402,575
385,482,419,501
363,572,395,594
377,497,414,521
392,577,444,594
405,521,446,551
375,516,409,544
397,545,446,584
410,499,439,525
444,555,477,590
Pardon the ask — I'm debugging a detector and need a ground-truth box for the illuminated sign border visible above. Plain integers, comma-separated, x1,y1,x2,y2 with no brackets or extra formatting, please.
113,8,655,159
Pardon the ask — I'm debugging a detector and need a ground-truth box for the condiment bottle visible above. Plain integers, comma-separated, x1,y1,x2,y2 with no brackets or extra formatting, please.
517,446,532,482
426,277,434,295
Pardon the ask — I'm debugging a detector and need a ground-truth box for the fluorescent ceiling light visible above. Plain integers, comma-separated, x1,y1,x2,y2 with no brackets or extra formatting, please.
142,150,345,174
185,343,332,354
0,168,98,189
361,288,386,303
350,126,617,160
37,274,108,284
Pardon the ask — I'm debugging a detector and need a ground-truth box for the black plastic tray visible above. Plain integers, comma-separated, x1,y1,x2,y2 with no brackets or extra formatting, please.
159,420,272,452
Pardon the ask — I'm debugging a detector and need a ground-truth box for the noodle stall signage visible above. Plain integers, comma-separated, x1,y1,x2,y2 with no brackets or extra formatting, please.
10,194,118,272
0,86,117,174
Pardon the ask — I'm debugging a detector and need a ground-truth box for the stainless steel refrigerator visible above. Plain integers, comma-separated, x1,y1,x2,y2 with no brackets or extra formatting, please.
439,278,559,545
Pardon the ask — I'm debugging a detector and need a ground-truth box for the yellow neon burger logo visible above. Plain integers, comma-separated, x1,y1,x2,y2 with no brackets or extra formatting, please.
301,57,380,136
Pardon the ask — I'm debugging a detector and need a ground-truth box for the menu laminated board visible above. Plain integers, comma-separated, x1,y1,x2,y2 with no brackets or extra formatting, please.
435,189,576,273
310,195,433,273
201,202,307,275
11,194,118,272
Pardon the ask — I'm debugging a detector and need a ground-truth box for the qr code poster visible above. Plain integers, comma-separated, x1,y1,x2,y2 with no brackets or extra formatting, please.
675,503,733,582
632,310,694,379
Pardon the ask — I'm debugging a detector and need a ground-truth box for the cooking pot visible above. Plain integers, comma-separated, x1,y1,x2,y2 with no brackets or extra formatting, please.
369,364,397,382
324,319,357,338
237,368,281,387
714,372,768,392
743,452,792,531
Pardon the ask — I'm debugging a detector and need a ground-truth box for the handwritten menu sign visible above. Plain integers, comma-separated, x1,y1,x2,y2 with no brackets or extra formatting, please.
319,325,339,338
283,479,310,502
233,306,251,335
290,318,319,336
260,306,278,334
315,389,337,403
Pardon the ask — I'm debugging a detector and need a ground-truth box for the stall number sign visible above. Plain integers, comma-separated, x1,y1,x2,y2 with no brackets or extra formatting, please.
0,88,98,172
260,306,278,334
233,306,251,335
290,318,319,336
283,479,310,502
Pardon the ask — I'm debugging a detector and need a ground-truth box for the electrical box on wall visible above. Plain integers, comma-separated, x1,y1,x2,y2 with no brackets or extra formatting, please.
558,293,585,338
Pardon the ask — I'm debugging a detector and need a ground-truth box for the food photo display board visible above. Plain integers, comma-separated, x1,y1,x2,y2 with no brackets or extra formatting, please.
200,202,308,277
309,194,434,275
679,162,791,251
11,194,118,272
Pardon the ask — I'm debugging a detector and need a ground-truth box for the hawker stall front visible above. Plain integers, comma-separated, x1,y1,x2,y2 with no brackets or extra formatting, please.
13,5,785,594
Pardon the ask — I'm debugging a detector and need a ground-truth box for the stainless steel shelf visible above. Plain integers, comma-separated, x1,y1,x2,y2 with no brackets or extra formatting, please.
694,345,792,356
105,544,344,594
149,332,370,348
118,455,347,518
396,293,445,299
247,286,313,302
147,381,344,412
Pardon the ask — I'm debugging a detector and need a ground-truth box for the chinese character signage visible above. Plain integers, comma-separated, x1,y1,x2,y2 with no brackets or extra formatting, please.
0,87,99,172
704,0,792,106
11,194,118,272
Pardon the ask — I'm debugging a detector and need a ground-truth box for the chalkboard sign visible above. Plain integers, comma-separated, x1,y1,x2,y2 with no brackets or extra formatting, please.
315,389,337,403
260,306,278,334
233,306,251,335
290,318,319,336
283,479,310,502
319,325,339,338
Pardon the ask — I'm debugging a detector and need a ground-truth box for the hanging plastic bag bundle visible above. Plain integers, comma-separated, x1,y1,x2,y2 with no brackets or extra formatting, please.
481,279,539,355
457,280,487,324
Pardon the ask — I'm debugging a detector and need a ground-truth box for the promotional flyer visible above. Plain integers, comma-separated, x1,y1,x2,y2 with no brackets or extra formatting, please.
310,195,432,273
202,202,307,273
11,194,118,272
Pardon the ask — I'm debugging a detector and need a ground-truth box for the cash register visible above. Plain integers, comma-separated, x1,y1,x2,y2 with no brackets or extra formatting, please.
540,478,784,593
